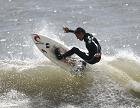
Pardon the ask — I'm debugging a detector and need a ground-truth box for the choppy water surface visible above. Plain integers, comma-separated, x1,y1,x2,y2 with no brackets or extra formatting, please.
0,0,140,107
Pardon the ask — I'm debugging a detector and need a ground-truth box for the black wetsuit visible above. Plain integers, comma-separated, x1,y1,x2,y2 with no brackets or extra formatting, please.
62,30,101,64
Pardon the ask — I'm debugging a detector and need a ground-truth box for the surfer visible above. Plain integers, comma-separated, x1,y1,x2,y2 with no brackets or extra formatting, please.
55,27,101,64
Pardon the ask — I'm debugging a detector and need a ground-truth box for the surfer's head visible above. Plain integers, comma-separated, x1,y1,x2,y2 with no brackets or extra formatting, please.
74,27,86,41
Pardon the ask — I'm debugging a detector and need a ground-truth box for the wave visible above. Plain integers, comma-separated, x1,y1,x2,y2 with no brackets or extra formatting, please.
0,51,140,103
99,52,140,93
0,59,94,103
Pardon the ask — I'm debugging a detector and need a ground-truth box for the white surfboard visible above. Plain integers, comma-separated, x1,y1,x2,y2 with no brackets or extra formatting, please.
32,34,86,74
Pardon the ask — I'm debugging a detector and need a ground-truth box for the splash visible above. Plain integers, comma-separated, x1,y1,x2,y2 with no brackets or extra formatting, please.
99,50,140,93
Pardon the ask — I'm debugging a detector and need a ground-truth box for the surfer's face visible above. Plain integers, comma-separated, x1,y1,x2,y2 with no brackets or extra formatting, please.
75,32,84,41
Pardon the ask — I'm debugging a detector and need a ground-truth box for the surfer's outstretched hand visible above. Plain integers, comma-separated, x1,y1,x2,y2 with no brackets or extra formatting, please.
63,27,69,33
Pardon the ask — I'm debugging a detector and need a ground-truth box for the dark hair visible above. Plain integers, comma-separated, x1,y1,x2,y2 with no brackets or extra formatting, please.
74,27,86,34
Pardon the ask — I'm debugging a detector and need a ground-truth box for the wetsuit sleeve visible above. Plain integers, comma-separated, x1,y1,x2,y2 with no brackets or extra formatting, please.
68,30,75,33
93,38,101,53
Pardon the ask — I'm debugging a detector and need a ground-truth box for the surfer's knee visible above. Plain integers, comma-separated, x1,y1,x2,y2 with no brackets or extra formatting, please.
71,47,79,52
87,56,101,64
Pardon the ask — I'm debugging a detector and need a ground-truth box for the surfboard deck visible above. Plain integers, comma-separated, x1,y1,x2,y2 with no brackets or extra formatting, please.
32,34,86,75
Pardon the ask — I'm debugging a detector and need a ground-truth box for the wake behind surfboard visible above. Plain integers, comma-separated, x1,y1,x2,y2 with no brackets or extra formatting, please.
32,34,86,75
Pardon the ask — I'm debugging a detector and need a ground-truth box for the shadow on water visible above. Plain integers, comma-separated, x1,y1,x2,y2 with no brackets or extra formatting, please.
129,90,140,99
0,64,94,106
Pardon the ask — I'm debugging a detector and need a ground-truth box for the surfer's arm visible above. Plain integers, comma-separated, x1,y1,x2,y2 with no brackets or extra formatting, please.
63,27,75,33
68,30,75,33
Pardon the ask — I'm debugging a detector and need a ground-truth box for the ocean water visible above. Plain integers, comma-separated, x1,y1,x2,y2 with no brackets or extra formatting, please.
0,0,140,108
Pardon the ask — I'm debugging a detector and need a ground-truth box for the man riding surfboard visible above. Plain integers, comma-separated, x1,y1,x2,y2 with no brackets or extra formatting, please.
55,27,101,64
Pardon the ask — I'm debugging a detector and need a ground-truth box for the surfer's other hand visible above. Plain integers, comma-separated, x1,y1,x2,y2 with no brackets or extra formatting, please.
63,27,69,33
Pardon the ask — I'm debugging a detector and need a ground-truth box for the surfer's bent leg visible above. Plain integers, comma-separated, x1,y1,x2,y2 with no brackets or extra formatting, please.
63,47,89,60
63,47,101,64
